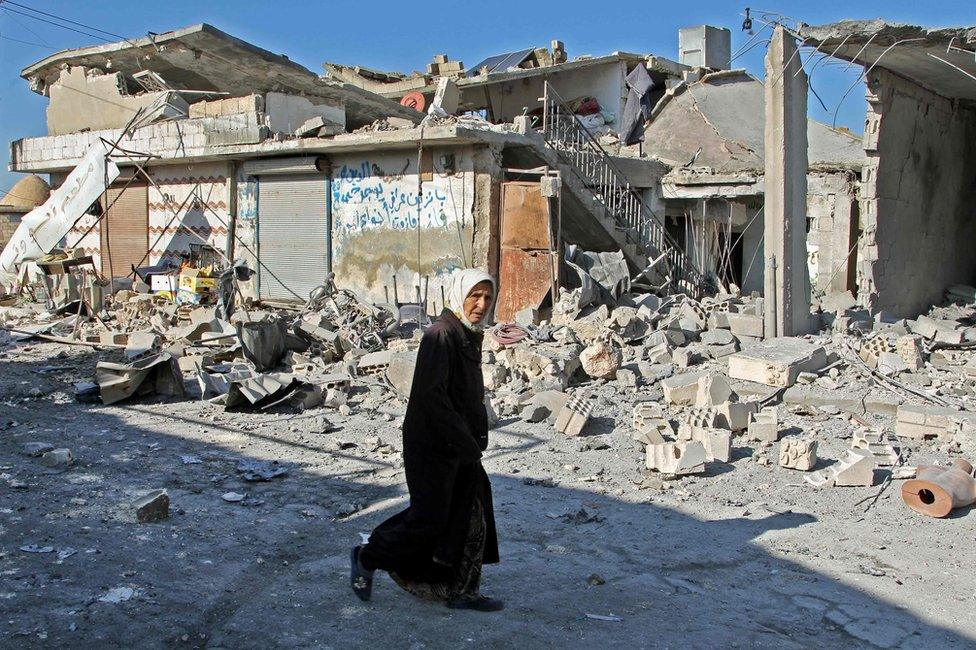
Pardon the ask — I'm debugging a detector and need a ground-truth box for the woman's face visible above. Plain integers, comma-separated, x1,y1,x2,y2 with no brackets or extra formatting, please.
463,281,495,325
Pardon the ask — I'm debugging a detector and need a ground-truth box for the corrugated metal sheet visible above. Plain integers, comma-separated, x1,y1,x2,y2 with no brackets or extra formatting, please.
257,174,329,302
100,184,148,278
495,181,555,323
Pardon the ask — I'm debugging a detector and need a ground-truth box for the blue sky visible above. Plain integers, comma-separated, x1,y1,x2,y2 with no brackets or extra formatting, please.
0,0,972,194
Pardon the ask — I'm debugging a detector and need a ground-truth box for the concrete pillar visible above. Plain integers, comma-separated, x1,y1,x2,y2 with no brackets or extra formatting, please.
763,26,812,336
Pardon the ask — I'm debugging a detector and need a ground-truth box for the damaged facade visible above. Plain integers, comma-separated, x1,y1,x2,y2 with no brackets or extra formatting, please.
6,23,730,317
800,20,976,318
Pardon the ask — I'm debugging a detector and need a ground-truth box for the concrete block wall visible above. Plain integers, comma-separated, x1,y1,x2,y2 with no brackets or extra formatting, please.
807,171,858,295
859,68,976,317
12,113,266,170
0,213,24,250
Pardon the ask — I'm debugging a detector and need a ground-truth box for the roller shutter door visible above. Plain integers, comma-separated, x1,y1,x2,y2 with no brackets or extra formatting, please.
257,174,329,301
100,183,148,278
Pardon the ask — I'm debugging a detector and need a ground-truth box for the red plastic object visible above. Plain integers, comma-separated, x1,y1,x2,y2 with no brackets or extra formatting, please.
400,92,426,112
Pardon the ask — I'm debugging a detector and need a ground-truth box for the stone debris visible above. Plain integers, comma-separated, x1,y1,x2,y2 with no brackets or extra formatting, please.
662,371,707,406
579,340,621,380
728,338,827,388
40,448,73,468
22,442,54,457
554,393,593,437
695,374,731,408
645,441,707,476
806,449,877,488
895,403,962,440
746,407,779,443
779,438,818,471
851,429,899,466
133,489,170,523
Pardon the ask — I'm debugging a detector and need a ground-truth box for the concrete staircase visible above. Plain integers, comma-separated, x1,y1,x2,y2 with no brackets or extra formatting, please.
539,81,708,298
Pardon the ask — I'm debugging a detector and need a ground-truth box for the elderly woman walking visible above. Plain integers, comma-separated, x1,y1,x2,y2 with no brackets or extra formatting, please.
350,269,503,612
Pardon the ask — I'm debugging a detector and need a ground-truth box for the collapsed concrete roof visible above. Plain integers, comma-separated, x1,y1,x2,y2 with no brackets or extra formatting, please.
326,52,689,101
799,20,976,102
643,70,865,174
20,23,421,128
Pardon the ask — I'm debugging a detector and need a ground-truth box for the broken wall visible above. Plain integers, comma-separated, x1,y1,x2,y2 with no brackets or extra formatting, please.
264,92,346,135
330,147,477,307
861,68,976,317
45,66,185,136
807,171,858,296
483,61,626,125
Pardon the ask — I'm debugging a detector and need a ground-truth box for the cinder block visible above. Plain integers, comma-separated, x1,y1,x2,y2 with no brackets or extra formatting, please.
778,438,817,470
662,371,707,406
645,441,707,475
746,406,779,442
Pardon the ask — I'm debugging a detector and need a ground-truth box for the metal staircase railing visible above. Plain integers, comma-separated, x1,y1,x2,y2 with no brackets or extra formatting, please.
540,81,708,297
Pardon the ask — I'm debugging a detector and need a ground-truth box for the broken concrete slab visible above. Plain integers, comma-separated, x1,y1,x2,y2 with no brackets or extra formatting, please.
95,353,186,405
224,373,301,411
728,338,827,387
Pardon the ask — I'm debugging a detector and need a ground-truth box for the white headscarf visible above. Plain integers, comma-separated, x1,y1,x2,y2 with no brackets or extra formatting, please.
448,268,496,331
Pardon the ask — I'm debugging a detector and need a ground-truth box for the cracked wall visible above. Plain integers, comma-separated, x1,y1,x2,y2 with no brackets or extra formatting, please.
859,68,976,317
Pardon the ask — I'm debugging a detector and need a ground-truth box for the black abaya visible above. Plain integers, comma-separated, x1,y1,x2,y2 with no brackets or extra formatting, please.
360,309,498,592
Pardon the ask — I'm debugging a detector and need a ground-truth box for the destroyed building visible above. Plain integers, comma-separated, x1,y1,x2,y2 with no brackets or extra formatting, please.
800,21,976,318
639,69,864,296
8,23,739,319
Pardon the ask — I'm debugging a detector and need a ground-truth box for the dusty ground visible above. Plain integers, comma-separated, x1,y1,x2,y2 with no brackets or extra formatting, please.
1,340,975,649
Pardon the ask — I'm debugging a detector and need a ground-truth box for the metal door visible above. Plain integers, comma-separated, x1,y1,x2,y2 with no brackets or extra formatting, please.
100,183,148,278
256,174,329,302
495,181,556,322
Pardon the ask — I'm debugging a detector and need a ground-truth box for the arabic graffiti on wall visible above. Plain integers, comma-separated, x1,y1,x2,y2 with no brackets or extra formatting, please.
330,153,471,247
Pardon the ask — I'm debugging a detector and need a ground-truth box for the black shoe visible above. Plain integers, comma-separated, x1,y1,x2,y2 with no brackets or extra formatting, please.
446,594,505,612
350,546,374,601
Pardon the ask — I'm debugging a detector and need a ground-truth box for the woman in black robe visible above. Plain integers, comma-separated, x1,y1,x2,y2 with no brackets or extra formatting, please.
351,269,503,612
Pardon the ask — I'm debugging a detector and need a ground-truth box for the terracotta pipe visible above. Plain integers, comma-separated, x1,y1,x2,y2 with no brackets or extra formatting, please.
902,459,976,518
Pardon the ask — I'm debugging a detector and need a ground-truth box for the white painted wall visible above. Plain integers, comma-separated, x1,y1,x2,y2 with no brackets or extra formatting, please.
485,61,627,126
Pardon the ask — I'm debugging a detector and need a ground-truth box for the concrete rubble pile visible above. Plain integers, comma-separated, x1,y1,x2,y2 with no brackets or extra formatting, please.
2,258,976,520
0,278,404,416
476,278,976,510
